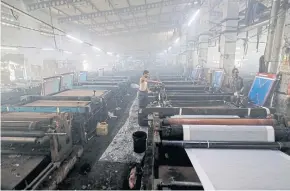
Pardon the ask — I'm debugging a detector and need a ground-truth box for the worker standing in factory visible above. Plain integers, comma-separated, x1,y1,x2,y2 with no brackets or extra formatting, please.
138,70,161,108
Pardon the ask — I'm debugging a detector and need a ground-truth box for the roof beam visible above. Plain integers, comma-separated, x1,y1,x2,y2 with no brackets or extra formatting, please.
26,0,87,11
85,12,183,28
97,22,180,36
57,0,199,23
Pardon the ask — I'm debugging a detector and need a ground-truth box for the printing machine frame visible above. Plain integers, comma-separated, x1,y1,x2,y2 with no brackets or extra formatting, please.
140,107,290,190
138,71,289,190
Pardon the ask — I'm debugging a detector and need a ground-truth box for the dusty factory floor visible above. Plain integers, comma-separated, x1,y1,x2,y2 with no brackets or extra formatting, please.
58,92,146,190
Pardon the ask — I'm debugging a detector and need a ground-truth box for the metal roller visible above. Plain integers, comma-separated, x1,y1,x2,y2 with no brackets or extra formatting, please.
1,136,50,145
160,125,290,142
1,137,38,143
158,181,203,190
1,130,66,137
0,121,37,130
1,130,46,137
161,140,290,150
163,118,276,126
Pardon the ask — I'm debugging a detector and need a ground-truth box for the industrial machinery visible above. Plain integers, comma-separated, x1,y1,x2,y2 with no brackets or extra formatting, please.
1,72,133,190
1,81,42,105
139,107,290,190
4,73,123,144
134,69,289,190
1,112,83,190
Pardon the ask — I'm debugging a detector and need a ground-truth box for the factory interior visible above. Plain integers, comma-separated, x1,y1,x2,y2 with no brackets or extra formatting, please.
1,0,290,190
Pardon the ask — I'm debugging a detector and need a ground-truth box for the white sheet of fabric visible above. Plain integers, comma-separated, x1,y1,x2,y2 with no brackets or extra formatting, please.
182,125,275,142
186,149,290,190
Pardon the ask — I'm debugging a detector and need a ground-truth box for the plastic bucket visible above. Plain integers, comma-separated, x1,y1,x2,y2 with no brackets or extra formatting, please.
132,131,147,153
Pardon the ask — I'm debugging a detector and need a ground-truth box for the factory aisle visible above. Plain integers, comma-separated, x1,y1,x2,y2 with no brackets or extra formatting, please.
58,94,144,190
58,93,136,190
99,97,147,163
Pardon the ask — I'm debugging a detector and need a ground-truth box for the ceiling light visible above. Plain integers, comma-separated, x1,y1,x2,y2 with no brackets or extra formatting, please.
66,34,83,43
168,46,172,51
187,9,200,26
107,52,113,55
81,53,87,56
1,46,18,50
64,51,72,54
175,38,180,43
116,54,120,57
42,48,55,51
92,46,101,51
96,54,100,57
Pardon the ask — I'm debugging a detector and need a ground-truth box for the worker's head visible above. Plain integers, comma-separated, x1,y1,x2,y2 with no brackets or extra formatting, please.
232,68,239,78
143,70,149,78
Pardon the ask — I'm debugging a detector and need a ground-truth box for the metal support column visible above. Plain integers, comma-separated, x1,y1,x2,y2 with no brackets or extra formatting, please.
198,4,210,67
219,0,239,76
269,0,288,73
264,0,281,71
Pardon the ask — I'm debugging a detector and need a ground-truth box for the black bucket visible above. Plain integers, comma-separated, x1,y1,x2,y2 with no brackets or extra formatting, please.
132,131,147,153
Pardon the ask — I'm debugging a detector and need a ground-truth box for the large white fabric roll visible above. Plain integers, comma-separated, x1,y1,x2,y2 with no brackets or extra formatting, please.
182,125,275,142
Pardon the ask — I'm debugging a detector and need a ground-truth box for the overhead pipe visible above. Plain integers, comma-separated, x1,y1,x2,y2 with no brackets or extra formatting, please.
163,118,276,126
161,140,290,150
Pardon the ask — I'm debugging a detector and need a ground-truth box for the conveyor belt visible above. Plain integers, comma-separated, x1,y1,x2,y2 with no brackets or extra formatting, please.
53,89,105,97
23,100,90,107
186,149,290,190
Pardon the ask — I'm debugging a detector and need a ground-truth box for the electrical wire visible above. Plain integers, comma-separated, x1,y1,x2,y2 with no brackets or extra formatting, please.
1,22,64,36
1,1,64,33
48,7,58,49
0,1,106,52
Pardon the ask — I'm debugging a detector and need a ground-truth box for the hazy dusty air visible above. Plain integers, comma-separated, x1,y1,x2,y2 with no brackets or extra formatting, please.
2,0,290,190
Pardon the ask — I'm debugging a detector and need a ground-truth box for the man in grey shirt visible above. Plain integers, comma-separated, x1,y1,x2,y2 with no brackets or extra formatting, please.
226,68,244,104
